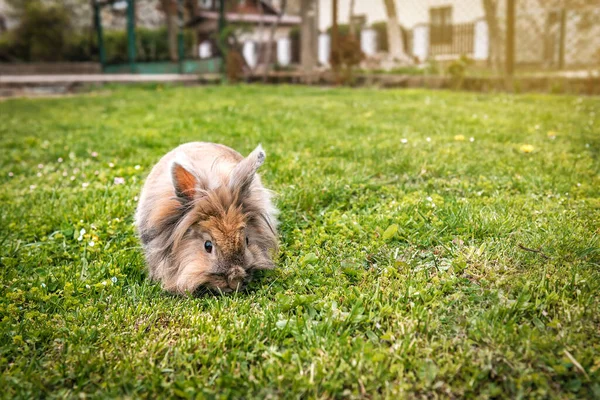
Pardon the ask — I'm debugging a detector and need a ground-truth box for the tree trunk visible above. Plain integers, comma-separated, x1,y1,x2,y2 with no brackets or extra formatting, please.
248,0,266,75
348,0,356,38
482,0,502,72
383,0,410,63
161,0,178,62
331,0,340,82
262,0,287,81
300,0,317,74
187,0,200,58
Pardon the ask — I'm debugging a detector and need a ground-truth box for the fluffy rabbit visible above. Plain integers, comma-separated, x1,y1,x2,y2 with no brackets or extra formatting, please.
135,142,278,294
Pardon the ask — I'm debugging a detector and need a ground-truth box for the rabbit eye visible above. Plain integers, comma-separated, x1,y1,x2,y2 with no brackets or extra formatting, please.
204,240,213,253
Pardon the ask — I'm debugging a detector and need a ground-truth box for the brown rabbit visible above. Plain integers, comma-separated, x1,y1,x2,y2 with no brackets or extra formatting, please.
135,142,278,295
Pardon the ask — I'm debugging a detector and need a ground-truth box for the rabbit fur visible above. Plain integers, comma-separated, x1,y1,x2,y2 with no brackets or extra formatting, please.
135,142,278,295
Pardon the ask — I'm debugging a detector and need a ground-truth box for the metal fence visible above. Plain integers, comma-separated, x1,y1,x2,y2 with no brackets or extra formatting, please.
350,0,600,76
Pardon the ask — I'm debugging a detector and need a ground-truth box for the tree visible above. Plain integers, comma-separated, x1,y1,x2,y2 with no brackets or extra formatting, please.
482,0,502,72
7,0,71,61
299,0,317,74
331,0,340,82
185,0,200,56
262,0,288,81
382,0,411,63
348,0,356,38
159,0,178,61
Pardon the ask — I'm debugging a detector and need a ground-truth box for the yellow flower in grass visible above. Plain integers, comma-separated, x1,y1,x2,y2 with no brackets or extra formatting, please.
547,131,557,140
520,144,535,153
454,135,465,141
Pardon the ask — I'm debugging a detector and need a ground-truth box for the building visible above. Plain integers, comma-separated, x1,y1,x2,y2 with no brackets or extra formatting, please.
188,0,301,67
317,0,600,69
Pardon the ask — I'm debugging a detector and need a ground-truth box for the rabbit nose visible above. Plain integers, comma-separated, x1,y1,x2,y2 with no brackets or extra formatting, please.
227,266,246,290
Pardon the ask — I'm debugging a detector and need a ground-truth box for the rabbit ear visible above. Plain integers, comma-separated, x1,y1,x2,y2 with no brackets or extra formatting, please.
229,145,265,195
171,160,202,201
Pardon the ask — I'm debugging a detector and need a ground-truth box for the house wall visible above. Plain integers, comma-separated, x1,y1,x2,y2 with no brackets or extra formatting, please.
317,0,485,31
239,26,295,43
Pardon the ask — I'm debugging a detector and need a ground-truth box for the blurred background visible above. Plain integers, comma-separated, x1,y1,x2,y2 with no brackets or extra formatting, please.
0,0,598,91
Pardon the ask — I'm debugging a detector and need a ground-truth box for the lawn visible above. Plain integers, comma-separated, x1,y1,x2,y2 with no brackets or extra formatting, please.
1,85,599,398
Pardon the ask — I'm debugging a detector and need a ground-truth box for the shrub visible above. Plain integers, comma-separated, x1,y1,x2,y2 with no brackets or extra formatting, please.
326,23,350,38
447,55,474,88
104,28,196,64
4,1,71,62
336,34,365,85
372,21,388,52
0,5,196,65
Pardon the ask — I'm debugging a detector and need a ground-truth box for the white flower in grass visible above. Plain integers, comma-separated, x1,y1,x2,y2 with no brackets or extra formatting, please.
401,138,408,144
426,196,436,208
62,171,68,177
29,185,36,190
88,241,95,247
58,157,63,163
37,164,44,169
82,182,89,189
78,228,86,241
37,172,42,177
94,170,99,175
41,283,46,288
8,172,14,177
111,277,117,284
114,177,125,185
70,176,75,181
134,165,141,170
73,168,80,174
85,284,91,289
470,137,475,142
91,152,98,158
109,162,115,168
426,137,431,142
102,281,107,286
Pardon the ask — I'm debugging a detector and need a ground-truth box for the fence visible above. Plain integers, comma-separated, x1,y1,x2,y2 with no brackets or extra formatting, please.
315,0,600,77
2,0,598,78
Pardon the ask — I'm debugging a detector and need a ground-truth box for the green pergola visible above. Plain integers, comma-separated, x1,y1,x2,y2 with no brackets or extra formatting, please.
92,0,224,74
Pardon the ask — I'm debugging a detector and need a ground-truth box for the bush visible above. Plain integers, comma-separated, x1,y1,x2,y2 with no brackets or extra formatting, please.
334,34,365,85
372,21,388,52
63,33,98,62
1,1,71,62
326,23,351,38
0,24,197,64
447,55,474,88
103,28,196,64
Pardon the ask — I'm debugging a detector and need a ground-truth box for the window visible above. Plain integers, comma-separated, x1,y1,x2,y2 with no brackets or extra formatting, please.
430,6,453,45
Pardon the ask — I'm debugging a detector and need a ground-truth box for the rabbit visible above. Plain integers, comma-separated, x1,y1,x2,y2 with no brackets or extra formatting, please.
135,142,278,295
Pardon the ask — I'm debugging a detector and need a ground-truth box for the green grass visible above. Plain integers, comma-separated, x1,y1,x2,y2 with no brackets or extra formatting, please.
1,85,599,398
